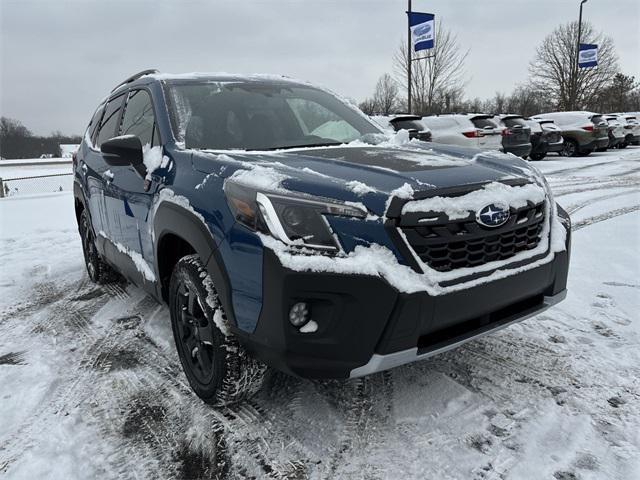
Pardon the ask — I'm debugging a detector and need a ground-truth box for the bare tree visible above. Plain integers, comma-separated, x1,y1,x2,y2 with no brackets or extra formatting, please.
372,74,399,115
529,21,618,111
358,98,377,116
393,20,468,115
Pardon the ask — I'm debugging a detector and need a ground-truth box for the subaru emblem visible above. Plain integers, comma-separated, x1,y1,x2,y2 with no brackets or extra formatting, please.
476,203,510,228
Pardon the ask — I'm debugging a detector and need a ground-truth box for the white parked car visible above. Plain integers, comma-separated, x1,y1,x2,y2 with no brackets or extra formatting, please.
610,114,640,147
420,114,503,150
603,115,626,149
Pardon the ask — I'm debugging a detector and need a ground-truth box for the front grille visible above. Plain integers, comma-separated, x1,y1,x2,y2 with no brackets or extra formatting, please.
400,202,546,272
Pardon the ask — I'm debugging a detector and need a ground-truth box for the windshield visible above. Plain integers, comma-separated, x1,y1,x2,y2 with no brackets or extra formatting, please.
165,81,380,150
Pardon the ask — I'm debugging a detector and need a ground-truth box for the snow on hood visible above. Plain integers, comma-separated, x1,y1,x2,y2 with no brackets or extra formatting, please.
194,136,561,294
203,136,539,217
402,182,546,219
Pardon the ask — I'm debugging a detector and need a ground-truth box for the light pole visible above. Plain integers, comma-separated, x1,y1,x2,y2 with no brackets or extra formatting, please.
573,0,588,109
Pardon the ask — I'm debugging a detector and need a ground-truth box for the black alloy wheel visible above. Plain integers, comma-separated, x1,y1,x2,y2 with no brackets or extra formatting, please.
174,280,216,385
79,209,114,283
169,255,267,406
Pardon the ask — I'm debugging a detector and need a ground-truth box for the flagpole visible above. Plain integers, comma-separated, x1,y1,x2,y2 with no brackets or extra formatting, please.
407,0,412,114
574,0,588,109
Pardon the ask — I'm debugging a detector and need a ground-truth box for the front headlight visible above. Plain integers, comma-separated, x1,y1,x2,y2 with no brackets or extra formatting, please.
224,181,367,252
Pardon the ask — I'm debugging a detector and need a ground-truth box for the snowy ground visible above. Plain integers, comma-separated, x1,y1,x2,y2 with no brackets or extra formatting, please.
1,148,639,480
0,159,72,197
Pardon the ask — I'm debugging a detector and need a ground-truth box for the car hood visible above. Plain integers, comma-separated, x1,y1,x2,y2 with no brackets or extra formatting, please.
195,143,539,217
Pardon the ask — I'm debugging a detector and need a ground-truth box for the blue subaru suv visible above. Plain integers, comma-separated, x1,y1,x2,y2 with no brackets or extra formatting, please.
74,70,571,405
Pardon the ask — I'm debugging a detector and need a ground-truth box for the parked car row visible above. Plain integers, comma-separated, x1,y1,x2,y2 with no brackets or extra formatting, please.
375,111,640,160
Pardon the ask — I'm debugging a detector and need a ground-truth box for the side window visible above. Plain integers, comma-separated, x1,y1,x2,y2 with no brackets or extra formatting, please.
87,104,105,146
96,94,126,147
120,89,157,147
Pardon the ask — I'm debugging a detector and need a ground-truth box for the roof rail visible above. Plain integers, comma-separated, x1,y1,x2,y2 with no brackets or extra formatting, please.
111,69,159,92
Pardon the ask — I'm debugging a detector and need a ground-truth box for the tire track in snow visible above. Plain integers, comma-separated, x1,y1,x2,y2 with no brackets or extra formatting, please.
572,205,640,231
564,189,640,216
0,282,147,475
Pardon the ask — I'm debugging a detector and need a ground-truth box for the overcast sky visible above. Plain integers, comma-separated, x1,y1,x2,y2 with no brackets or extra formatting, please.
1,0,638,136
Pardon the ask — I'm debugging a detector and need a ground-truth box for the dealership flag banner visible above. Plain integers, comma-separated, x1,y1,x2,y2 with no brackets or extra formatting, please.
578,43,598,68
408,12,435,52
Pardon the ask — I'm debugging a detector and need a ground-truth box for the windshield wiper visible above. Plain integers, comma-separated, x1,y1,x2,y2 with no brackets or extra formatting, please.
253,142,343,151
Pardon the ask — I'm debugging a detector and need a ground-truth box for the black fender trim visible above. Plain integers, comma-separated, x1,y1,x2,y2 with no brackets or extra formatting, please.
73,180,88,222
153,201,236,327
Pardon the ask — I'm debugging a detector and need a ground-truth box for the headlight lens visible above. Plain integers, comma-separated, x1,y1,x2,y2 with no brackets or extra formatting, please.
224,181,367,251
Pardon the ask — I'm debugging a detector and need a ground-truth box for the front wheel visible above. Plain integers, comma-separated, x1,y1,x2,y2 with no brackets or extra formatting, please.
169,255,267,406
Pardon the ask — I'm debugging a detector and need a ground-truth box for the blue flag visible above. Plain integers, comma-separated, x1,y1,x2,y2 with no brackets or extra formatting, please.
408,12,435,52
578,43,598,68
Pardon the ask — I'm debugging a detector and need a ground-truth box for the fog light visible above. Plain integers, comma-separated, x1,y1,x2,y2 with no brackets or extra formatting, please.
289,302,310,327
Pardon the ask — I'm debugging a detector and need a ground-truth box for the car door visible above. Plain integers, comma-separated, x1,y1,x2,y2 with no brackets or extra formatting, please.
84,94,127,242
81,103,107,234
108,88,163,274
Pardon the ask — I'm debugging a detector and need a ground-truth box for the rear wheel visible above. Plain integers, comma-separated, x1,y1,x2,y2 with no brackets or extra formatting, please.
530,152,546,161
79,209,116,283
169,255,267,406
562,139,578,157
618,142,627,149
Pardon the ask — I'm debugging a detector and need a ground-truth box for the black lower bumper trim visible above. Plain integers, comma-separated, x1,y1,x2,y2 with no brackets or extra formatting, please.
239,239,570,379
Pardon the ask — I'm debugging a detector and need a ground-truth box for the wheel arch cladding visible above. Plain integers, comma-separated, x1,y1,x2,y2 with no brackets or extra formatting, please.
153,201,237,327
73,182,87,224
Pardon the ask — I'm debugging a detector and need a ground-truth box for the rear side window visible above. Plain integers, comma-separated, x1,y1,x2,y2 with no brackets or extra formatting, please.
96,94,126,147
590,115,606,125
503,118,528,128
471,117,499,129
120,90,158,147
86,105,105,146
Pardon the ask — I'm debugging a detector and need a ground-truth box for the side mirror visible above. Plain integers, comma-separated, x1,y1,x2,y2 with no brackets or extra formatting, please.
101,135,143,167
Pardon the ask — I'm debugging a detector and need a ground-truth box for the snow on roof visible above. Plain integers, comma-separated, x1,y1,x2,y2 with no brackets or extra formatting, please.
147,71,311,87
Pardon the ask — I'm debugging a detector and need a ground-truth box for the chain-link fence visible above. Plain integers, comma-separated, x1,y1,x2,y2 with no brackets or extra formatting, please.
0,173,73,197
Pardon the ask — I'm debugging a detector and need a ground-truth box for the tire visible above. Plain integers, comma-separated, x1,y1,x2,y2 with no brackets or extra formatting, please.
79,209,117,283
618,142,627,149
169,254,267,406
562,139,578,157
530,152,546,161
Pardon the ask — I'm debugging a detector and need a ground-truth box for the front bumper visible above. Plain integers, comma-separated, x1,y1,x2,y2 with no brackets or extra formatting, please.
241,233,571,379
351,289,566,377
